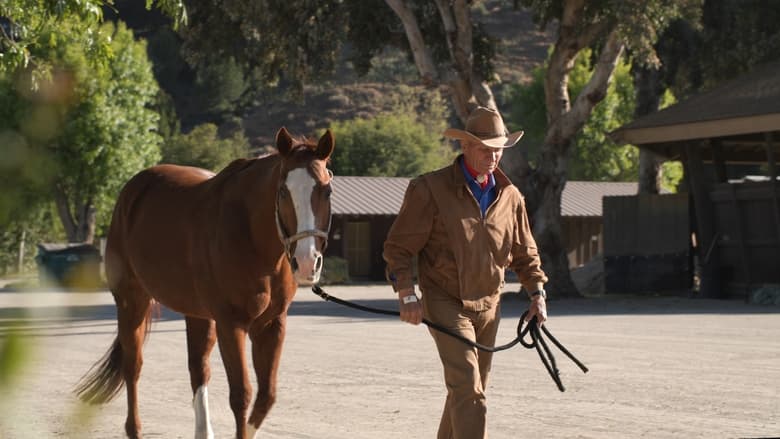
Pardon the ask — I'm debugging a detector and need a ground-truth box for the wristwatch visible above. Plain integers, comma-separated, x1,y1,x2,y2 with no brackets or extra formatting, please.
529,289,547,299
402,294,419,304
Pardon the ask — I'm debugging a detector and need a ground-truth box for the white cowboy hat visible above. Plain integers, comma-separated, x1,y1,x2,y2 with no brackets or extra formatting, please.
443,106,524,148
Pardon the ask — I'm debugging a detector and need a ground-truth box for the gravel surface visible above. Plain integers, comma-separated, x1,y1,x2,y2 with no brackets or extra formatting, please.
1,283,778,438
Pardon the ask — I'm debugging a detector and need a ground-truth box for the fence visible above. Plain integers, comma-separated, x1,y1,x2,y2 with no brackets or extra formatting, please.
711,180,780,288
603,194,691,293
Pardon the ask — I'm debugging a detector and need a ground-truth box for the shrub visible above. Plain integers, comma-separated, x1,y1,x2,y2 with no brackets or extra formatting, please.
320,256,350,285
161,123,249,172
328,111,455,177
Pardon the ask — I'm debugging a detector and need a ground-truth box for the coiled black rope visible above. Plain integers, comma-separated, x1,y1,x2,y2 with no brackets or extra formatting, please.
311,285,588,392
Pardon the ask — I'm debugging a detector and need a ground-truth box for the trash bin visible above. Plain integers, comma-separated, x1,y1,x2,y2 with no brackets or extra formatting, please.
35,243,103,289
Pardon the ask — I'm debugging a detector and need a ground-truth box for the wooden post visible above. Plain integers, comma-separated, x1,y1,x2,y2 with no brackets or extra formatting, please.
729,185,751,293
18,230,26,274
684,143,722,298
765,132,780,244
711,139,728,183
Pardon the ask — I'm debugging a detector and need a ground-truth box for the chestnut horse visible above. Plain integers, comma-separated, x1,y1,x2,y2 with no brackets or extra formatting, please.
76,127,334,438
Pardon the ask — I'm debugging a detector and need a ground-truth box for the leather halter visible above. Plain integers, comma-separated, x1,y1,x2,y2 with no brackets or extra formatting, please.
274,170,332,262
275,214,330,261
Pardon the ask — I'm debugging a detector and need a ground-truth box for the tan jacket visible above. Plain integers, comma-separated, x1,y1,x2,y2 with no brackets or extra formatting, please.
383,156,548,311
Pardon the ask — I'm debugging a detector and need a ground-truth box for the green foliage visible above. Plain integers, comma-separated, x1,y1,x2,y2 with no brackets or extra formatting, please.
507,50,688,187
517,0,702,67
504,66,547,162
321,256,350,285
656,89,684,193
192,57,249,117
0,0,185,76
506,50,638,181
0,331,30,392
661,161,684,193
327,87,455,177
697,0,780,88
162,123,249,172
344,1,497,81
0,205,64,276
53,20,162,238
567,53,638,181
179,0,347,91
1,18,163,240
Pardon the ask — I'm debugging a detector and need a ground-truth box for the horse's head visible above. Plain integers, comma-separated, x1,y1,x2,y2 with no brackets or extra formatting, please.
274,127,334,285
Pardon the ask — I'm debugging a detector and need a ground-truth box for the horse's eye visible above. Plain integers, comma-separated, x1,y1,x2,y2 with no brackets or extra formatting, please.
279,186,290,199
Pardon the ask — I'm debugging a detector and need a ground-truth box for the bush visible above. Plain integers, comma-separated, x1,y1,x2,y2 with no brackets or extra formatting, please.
328,112,455,177
320,257,350,285
0,205,64,276
161,123,249,172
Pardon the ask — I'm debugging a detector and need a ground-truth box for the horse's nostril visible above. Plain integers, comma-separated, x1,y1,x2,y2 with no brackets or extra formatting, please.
291,257,299,272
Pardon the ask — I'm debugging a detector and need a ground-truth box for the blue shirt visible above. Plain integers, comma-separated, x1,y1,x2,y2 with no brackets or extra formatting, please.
459,157,497,217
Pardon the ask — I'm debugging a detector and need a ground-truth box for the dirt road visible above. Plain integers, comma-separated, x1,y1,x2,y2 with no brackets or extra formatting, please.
0,283,778,438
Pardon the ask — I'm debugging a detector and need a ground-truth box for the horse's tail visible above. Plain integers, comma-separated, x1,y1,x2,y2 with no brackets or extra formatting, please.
75,303,156,404
74,336,124,404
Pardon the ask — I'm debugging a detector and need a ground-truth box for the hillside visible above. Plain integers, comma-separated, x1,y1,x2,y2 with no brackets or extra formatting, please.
241,1,555,149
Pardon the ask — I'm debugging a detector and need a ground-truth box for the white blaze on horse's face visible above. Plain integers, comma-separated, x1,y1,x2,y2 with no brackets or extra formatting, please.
286,167,324,284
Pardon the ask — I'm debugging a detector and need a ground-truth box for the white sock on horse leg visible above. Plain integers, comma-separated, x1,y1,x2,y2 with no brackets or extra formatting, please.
193,385,215,439
245,423,259,439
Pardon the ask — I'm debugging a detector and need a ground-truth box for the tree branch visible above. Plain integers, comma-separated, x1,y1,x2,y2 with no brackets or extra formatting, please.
564,30,625,139
384,0,438,86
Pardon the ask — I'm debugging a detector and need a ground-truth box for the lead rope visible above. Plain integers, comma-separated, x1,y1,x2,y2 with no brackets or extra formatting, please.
311,285,588,392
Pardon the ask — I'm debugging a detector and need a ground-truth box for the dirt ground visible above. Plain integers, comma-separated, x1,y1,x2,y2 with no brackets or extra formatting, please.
0,282,778,439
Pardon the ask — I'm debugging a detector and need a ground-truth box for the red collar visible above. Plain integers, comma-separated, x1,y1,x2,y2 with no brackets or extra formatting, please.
463,159,490,189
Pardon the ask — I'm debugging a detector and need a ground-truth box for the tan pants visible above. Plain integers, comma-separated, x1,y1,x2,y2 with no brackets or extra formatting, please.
423,293,500,439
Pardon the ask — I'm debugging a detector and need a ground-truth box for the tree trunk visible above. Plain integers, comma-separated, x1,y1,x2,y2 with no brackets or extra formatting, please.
54,185,78,241
53,185,96,244
633,64,664,194
638,149,663,194
386,0,497,124
77,199,97,244
514,6,625,297
528,150,579,297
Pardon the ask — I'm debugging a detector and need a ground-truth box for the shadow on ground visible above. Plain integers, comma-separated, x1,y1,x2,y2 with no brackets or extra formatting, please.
1,288,778,333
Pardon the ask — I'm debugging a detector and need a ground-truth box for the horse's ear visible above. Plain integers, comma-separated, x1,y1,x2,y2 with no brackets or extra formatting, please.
316,129,335,160
276,127,294,156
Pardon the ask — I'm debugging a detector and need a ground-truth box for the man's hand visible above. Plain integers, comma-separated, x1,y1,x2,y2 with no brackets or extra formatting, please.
525,295,547,326
398,287,423,325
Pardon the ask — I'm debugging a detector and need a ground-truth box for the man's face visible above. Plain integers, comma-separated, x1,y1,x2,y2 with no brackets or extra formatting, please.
462,141,504,175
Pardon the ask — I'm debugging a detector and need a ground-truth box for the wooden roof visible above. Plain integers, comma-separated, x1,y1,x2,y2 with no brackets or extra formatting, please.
610,60,780,163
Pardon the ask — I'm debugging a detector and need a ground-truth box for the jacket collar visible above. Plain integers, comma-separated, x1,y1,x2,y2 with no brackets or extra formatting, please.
449,155,512,198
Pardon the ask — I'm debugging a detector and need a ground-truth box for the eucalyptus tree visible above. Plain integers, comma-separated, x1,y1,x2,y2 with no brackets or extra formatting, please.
499,0,702,296
168,0,499,124
379,0,499,122
170,0,705,296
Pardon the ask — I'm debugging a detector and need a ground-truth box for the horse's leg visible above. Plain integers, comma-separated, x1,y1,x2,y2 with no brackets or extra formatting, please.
215,321,252,439
115,280,153,439
245,314,287,438
186,316,217,439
